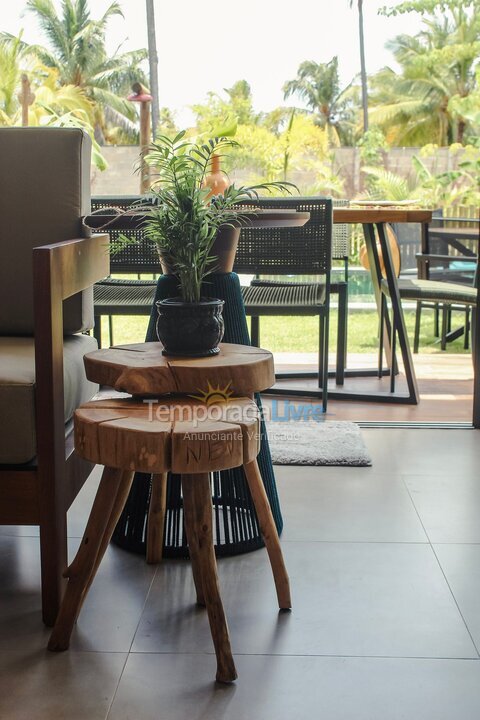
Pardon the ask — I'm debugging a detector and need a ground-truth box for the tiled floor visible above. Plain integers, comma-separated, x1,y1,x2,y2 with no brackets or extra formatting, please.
2,429,480,719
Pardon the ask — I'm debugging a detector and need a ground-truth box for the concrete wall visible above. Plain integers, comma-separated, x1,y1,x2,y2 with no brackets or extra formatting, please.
90,145,464,198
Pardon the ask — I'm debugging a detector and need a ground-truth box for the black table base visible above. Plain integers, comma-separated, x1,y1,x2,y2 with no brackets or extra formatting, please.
111,272,283,557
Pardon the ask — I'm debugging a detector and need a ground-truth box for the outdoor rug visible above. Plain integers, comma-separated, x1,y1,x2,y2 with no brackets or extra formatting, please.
266,420,372,467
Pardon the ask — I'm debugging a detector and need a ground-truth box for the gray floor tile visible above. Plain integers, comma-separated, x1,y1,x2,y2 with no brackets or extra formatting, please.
434,544,480,651
108,653,480,720
133,542,475,658
276,466,427,542
0,648,126,720
0,535,156,653
404,474,480,543
386,429,479,476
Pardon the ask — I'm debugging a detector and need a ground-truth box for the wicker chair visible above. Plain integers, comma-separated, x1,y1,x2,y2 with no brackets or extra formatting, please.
380,261,478,391
391,215,479,352
91,196,159,346
238,197,347,394
235,197,334,407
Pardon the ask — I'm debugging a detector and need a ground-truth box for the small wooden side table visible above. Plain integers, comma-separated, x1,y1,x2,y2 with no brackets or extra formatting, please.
48,343,291,683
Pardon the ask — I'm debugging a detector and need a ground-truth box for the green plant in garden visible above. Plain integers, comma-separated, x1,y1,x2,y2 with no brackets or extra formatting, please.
8,0,148,141
283,57,359,146
140,131,294,303
372,0,480,145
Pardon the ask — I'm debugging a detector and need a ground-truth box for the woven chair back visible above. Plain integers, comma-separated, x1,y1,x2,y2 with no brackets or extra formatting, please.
234,197,333,276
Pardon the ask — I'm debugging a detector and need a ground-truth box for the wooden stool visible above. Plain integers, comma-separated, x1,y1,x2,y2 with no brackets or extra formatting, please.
48,396,291,683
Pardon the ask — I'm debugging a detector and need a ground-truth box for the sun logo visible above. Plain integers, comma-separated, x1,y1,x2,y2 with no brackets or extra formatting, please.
189,380,235,405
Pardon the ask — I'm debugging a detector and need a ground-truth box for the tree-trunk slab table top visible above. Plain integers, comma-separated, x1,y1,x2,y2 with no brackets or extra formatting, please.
83,342,275,397
75,396,261,474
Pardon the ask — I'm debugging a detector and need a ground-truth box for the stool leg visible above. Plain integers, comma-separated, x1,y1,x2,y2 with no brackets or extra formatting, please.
146,473,167,564
182,497,206,607
243,459,291,610
181,473,237,684
48,467,134,651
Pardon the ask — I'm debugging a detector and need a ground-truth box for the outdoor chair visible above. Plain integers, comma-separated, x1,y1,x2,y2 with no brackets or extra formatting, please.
0,128,109,625
379,257,478,391
235,197,334,408
392,215,479,352
91,196,159,347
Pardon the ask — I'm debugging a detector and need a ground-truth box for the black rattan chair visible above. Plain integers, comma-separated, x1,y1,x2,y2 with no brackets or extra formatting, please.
392,215,479,352
91,196,159,346
380,262,478,391
235,197,334,408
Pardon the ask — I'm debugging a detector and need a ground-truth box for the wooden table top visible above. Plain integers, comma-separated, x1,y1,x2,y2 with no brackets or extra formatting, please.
84,209,310,232
84,342,275,397
333,207,432,224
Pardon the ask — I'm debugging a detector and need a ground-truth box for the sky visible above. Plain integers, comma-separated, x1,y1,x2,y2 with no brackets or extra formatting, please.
2,0,419,126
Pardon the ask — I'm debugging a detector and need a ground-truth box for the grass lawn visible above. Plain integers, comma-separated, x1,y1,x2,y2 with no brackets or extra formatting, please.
101,307,471,355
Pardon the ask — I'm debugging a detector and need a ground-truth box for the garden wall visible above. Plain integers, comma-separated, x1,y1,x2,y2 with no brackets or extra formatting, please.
90,145,464,198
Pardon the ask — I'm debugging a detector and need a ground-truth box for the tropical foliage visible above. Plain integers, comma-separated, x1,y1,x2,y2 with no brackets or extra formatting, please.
1,0,147,142
371,0,480,145
283,57,359,146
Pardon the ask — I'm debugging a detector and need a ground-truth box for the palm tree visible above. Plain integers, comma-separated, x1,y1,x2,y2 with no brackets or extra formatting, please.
0,33,92,127
372,0,480,145
283,57,358,145
20,0,148,141
349,0,368,132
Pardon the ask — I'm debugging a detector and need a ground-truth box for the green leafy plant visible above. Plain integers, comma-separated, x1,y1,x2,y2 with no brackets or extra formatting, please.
141,131,295,303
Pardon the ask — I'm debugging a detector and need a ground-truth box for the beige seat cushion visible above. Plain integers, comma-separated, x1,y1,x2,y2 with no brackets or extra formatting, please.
0,334,98,464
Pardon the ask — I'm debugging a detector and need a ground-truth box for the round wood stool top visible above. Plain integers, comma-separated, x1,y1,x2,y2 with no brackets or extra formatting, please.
74,396,261,474
83,342,274,397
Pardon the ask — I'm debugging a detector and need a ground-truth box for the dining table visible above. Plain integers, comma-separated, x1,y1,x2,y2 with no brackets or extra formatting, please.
331,205,433,405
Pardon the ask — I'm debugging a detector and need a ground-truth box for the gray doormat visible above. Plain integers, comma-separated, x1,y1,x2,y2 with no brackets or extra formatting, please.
266,421,372,466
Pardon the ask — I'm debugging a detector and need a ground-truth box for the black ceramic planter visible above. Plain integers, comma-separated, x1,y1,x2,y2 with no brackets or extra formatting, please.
155,297,225,357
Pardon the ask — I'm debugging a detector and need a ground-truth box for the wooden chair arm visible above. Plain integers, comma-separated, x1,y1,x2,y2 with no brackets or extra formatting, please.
33,234,109,301
32,233,110,506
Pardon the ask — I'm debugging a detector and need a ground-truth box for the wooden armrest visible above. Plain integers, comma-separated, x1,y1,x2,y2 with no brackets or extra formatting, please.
33,234,110,301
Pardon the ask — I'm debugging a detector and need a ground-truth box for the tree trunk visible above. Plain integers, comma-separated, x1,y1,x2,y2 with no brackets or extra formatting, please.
146,0,160,139
358,0,369,133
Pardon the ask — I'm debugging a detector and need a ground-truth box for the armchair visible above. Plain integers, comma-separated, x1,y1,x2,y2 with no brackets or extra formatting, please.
0,128,109,625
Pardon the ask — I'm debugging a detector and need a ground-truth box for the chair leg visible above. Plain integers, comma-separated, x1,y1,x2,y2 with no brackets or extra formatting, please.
146,473,167,564
378,295,385,378
39,512,68,627
250,316,260,346
93,314,102,348
441,305,448,351
181,473,237,683
318,313,324,389
390,312,396,394
108,315,114,346
464,308,471,350
243,459,291,610
413,301,422,354
336,283,347,386
48,468,134,650
317,313,329,412
434,304,440,337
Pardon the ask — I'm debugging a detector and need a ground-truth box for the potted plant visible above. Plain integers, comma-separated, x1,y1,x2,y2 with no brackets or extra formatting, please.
138,130,293,357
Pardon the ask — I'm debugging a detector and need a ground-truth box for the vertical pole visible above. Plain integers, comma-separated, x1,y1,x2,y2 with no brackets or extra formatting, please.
18,74,35,127
146,0,160,138
357,0,368,133
139,100,151,193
